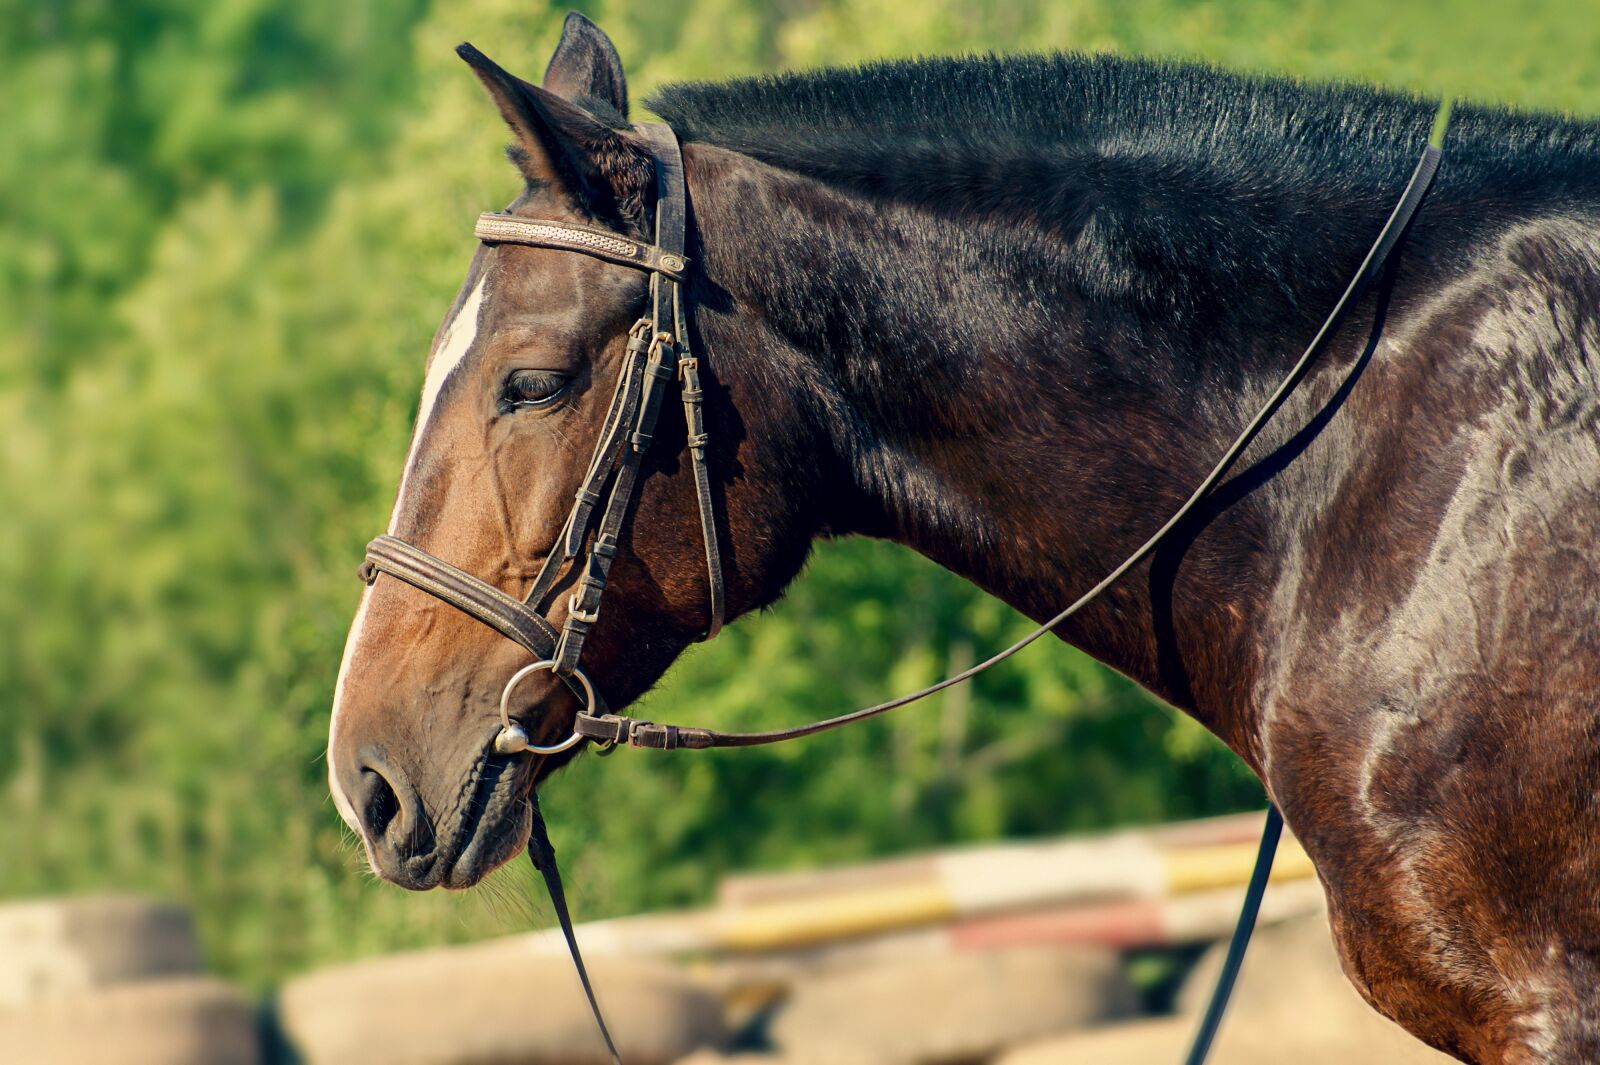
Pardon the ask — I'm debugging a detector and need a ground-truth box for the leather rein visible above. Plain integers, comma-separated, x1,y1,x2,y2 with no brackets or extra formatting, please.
358,120,1444,1064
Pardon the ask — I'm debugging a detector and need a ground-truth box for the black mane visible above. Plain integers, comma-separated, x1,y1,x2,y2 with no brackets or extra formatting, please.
649,52,1600,198
648,53,1600,321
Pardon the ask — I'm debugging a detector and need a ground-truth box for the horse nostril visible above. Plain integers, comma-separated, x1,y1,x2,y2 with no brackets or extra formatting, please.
359,765,401,841
345,747,438,882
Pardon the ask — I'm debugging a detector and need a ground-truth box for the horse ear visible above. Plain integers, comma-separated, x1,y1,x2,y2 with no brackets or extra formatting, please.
456,41,651,228
542,12,628,118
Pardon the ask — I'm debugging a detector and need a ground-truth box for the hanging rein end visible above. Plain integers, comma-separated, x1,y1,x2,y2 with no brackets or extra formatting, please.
524,794,625,1065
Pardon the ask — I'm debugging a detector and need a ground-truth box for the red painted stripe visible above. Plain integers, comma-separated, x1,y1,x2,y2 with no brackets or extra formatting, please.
949,899,1167,950
1152,812,1269,849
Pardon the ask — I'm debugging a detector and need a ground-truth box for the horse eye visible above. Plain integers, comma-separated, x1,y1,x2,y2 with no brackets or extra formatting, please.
501,369,571,410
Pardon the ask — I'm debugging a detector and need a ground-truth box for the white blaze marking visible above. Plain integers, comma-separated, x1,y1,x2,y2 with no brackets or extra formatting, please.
327,585,371,831
328,273,488,828
389,273,489,532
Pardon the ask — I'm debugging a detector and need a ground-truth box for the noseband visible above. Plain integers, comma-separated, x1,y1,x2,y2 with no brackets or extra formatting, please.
356,117,1447,1065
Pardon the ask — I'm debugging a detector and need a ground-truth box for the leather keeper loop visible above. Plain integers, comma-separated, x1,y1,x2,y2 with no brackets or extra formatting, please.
575,713,628,745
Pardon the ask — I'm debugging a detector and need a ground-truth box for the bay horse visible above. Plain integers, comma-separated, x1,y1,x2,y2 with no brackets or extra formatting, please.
327,12,1600,1062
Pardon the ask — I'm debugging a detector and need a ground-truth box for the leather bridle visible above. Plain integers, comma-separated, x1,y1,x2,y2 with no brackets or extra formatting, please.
360,122,721,757
356,117,1446,1065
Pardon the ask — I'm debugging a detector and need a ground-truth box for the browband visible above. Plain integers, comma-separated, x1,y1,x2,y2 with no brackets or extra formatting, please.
474,214,690,281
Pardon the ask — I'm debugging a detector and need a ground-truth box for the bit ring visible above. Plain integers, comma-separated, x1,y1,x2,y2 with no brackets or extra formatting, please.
494,660,596,755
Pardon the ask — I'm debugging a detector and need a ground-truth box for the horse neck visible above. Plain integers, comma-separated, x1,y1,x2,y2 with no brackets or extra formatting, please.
684,143,1389,757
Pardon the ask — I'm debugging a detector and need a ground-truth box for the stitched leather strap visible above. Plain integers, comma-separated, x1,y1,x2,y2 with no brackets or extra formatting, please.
360,535,607,714
575,713,715,750
680,342,725,638
639,122,688,344
475,214,688,280
362,535,561,657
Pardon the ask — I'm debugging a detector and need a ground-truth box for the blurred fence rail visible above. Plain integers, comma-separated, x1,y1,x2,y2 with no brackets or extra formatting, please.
0,812,1451,1065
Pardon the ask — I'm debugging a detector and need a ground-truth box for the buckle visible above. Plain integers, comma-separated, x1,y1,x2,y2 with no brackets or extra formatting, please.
567,592,601,626
645,330,674,360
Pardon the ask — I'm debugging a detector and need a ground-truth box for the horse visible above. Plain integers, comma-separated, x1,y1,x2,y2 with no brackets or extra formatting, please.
326,12,1600,1062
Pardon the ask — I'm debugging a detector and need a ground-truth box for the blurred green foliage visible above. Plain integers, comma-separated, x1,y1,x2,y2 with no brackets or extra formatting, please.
3,0,1596,990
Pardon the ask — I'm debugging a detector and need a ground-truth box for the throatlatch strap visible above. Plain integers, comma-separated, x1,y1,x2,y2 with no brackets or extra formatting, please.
527,797,623,1065
676,288,725,639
